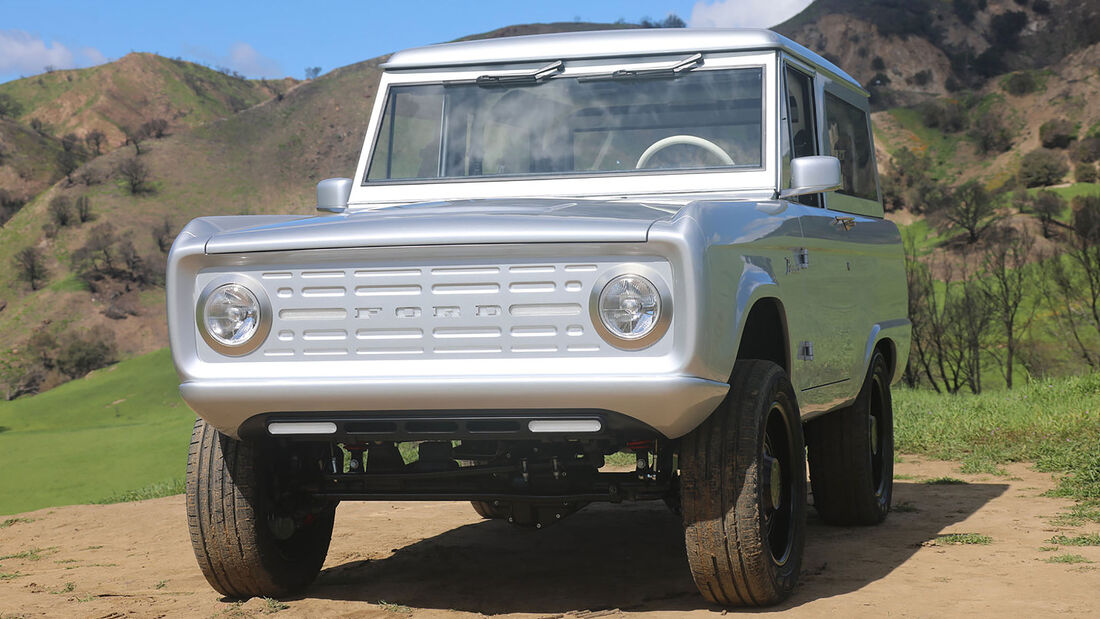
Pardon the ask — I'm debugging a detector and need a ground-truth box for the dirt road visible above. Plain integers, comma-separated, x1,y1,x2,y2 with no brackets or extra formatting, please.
1,456,1097,618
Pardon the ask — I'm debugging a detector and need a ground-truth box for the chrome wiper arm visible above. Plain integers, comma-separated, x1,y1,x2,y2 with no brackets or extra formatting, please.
445,60,564,88
579,53,703,82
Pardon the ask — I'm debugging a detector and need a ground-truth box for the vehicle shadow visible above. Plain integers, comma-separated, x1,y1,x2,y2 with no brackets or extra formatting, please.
310,480,1007,613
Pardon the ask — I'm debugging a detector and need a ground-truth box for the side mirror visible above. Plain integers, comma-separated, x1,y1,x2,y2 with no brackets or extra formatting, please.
316,178,352,213
780,156,842,199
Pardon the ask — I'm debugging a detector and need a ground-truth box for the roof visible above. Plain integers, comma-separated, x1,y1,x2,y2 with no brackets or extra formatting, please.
383,28,862,92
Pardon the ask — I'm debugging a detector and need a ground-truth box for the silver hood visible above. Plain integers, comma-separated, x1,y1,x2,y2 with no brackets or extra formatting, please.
203,198,680,254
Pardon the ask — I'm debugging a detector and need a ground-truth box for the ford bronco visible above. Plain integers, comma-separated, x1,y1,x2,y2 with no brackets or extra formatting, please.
168,28,910,606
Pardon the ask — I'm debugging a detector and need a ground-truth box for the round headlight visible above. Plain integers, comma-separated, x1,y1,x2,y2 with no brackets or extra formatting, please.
598,274,662,340
196,280,269,355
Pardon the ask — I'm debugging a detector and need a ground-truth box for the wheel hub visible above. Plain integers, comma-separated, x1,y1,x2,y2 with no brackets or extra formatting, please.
764,454,782,512
870,415,879,456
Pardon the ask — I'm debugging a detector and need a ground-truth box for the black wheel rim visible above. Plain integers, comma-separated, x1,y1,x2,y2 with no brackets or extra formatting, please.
869,372,888,499
763,401,795,567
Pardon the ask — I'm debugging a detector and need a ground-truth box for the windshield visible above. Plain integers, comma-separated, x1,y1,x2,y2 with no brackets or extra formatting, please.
366,66,764,183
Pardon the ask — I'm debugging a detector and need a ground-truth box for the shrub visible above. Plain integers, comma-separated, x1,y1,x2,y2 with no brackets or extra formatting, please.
116,157,151,194
871,56,886,71
1072,137,1100,163
970,111,1014,153
56,327,117,379
1040,119,1077,149
47,196,73,227
0,93,22,118
919,99,967,133
1019,148,1068,187
1003,71,1040,95
911,69,933,86
1076,163,1097,184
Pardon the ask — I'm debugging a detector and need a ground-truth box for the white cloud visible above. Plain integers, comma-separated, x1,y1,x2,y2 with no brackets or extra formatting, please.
0,30,107,77
81,47,108,66
689,0,815,29
0,29,74,74
186,42,283,78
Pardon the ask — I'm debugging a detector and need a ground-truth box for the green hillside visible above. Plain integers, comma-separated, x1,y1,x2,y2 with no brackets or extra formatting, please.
0,348,193,515
0,53,294,153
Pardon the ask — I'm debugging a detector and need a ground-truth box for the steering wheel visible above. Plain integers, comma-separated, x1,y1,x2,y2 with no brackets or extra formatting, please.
635,135,735,169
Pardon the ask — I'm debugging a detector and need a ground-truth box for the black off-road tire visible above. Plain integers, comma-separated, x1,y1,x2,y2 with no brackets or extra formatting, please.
470,500,509,519
680,360,807,607
186,418,335,599
806,350,894,526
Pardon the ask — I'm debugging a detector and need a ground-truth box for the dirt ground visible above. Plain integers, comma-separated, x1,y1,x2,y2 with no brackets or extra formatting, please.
1,455,1097,618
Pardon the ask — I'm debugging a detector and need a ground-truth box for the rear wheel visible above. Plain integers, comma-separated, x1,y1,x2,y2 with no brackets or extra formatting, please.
680,360,807,606
806,350,894,525
186,418,335,599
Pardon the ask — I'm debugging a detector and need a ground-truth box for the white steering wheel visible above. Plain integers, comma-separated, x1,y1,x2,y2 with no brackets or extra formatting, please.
635,135,735,169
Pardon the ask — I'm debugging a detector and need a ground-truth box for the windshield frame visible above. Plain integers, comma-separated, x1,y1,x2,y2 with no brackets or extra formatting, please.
349,51,778,207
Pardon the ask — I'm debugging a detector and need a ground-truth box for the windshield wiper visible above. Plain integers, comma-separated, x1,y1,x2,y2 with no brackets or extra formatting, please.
579,53,703,82
445,60,564,88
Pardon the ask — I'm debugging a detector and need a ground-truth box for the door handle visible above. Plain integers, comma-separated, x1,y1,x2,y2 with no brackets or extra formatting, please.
833,216,856,231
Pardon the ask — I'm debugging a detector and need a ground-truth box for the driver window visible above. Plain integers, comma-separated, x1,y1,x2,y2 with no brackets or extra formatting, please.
784,65,818,206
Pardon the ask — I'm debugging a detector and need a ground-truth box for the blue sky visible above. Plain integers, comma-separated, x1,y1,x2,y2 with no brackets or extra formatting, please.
0,0,813,84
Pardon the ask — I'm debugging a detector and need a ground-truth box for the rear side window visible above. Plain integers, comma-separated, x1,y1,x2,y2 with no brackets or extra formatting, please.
824,93,877,202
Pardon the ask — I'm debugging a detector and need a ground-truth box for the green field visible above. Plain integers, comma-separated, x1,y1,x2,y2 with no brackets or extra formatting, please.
1,347,1097,519
0,348,193,515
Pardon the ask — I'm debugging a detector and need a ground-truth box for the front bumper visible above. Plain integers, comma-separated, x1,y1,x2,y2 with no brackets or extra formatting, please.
181,373,728,440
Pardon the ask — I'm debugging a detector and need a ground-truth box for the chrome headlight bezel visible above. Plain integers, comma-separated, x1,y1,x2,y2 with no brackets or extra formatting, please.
195,275,271,356
589,264,672,350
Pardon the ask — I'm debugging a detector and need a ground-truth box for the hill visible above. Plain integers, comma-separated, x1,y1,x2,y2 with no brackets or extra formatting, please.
0,53,295,153
0,118,73,219
776,0,1100,106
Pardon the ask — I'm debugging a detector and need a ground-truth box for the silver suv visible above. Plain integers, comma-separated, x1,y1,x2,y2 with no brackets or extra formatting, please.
168,28,910,606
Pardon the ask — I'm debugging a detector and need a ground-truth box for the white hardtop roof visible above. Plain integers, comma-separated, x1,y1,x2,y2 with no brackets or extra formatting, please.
383,28,863,93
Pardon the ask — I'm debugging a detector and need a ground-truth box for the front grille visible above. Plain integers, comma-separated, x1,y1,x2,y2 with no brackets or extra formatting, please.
197,257,671,361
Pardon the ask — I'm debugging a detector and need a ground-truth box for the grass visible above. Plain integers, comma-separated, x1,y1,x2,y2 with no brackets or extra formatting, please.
0,571,25,581
893,502,920,513
924,476,967,485
92,478,185,505
0,547,53,561
378,600,413,614
894,374,1100,505
0,348,194,515
1044,554,1093,564
262,597,289,614
0,518,33,528
1048,534,1100,546
1053,501,1100,526
934,533,992,545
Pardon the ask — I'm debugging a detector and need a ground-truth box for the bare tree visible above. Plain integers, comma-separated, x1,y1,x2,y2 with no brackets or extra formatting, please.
48,195,73,227
75,195,93,223
84,129,106,155
1023,189,1067,238
152,217,174,253
116,157,150,194
979,226,1036,388
58,150,80,183
304,66,321,80
931,180,1000,243
123,124,149,155
1038,197,1100,368
140,118,168,139
13,246,48,291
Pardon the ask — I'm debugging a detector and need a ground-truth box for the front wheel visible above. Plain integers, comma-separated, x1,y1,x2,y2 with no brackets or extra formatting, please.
186,418,335,599
680,360,807,606
806,349,894,525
